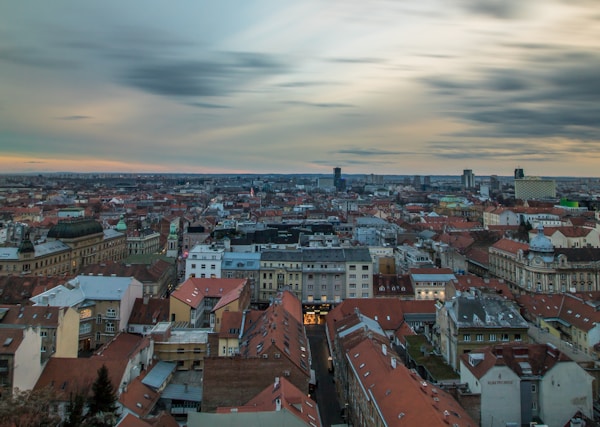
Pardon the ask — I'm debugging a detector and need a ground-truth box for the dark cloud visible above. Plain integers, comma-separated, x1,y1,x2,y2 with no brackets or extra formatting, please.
459,0,526,19
56,115,92,120
0,46,76,68
187,102,231,109
335,148,414,156
122,52,287,98
422,50,600,141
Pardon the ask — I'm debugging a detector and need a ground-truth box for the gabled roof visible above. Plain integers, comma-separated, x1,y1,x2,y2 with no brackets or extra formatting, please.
517,293,600,332
347,337,476,426
0,328,25,354
0,304,66,327
217,377,321,427
119,376,160,418
34,357,126,400
490,238,529,254
460,343,572,380
240,296,310,375
171,278,246,309
128,298,170,325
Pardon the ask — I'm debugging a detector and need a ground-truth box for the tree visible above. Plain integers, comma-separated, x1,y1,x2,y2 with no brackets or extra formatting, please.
64,391,86,427
87,365,118,417
0,387,61,427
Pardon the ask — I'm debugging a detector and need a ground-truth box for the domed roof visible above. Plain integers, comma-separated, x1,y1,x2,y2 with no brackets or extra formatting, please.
116,215,127,232
529,225,553,253
47,218,104,239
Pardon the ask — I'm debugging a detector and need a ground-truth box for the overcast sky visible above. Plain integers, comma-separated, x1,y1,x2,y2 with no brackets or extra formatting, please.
1,1,599,176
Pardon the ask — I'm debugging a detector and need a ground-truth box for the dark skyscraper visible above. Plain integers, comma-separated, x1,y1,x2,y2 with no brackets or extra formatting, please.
514,167,525,179
333,167,344,191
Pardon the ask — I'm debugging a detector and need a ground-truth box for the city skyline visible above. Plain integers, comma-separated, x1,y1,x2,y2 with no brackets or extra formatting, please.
1,1,599,177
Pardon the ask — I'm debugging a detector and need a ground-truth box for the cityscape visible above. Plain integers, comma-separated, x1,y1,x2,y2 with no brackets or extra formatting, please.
0,167,599,426
2,1,600,426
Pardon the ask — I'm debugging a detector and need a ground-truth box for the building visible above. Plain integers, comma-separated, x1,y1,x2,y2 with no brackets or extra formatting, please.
221,252,261,301
461,169,475,189
489,226,600,294
0,218,127,277
0,327,43,394
344,336,476,427
259,250,303,303
126,228,161,256
201,291,311,413
30,275,143,351
436,292,530,370
409,267,456,301
150,323,211,371
514,177,556,200
185,243,225,280
169,277,251,328
460,343,594,427
0,305,79,361
516,293,600,357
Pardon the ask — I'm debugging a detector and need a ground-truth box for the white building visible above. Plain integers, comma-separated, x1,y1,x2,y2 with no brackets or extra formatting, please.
460,343,593,427
185,244,225,279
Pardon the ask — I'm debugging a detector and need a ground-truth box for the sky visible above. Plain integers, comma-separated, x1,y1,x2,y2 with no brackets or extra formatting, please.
1,1,599,177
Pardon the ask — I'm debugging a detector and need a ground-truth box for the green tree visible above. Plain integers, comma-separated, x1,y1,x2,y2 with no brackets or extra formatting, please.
87,365,118,417
64,391,86,427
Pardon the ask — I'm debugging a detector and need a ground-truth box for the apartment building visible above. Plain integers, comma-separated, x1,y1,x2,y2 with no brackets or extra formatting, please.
436,292,530,371
460,343,593,427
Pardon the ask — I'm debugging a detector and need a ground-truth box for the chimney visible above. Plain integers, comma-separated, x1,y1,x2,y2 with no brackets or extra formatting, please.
275,398,282,411
143,295,149,305
382,344,387,355
274,377,280,389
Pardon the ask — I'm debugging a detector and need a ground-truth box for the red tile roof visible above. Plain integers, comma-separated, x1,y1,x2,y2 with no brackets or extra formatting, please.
217,376,321,426
171,277,246,309
348,338,476,426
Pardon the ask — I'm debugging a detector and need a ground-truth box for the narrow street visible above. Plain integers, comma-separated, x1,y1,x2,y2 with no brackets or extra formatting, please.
306,324,345,427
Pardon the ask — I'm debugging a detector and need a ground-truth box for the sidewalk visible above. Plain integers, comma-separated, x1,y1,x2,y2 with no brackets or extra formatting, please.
528,324,594,363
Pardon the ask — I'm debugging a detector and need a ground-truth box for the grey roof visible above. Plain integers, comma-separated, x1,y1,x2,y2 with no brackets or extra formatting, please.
449,295,529,329
0,247,18,261
142,361,176,390
338,313,386,339
161,383,202,402
355,217,389,226
342,247,372,262
104,228,125,239
30,275,140,306
222,252,261,270
261,251,303,262
302,248,346,262
412,273,456,282
34,240,70,256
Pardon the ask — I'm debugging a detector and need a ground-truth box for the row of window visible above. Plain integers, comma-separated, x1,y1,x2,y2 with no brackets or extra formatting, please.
463,333,521,342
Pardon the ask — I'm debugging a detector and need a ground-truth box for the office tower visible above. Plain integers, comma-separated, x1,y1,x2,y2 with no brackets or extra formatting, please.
333,167,345,191
514,177,556,200
514,167,525,179
461,169,475,189
490,175,500,192
412,175,421,189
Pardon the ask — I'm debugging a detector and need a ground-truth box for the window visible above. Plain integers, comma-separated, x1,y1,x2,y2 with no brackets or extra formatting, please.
79,323,92,334
476,334,484,342
177,348,185,354
349,283,356,289
106,308,116,318
191,263,196,268
40,331,48,338
349,293,356,298
501,333,509,342
211,264,215,270
96,314,102,324
463,334,471,342
349,274,356,279
201,264,206,269
362,283,369,289
531,384,537,393
362,265,369,271
105,323,115,333
362,274,369,279
515,333,522,342
362,292,369,298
